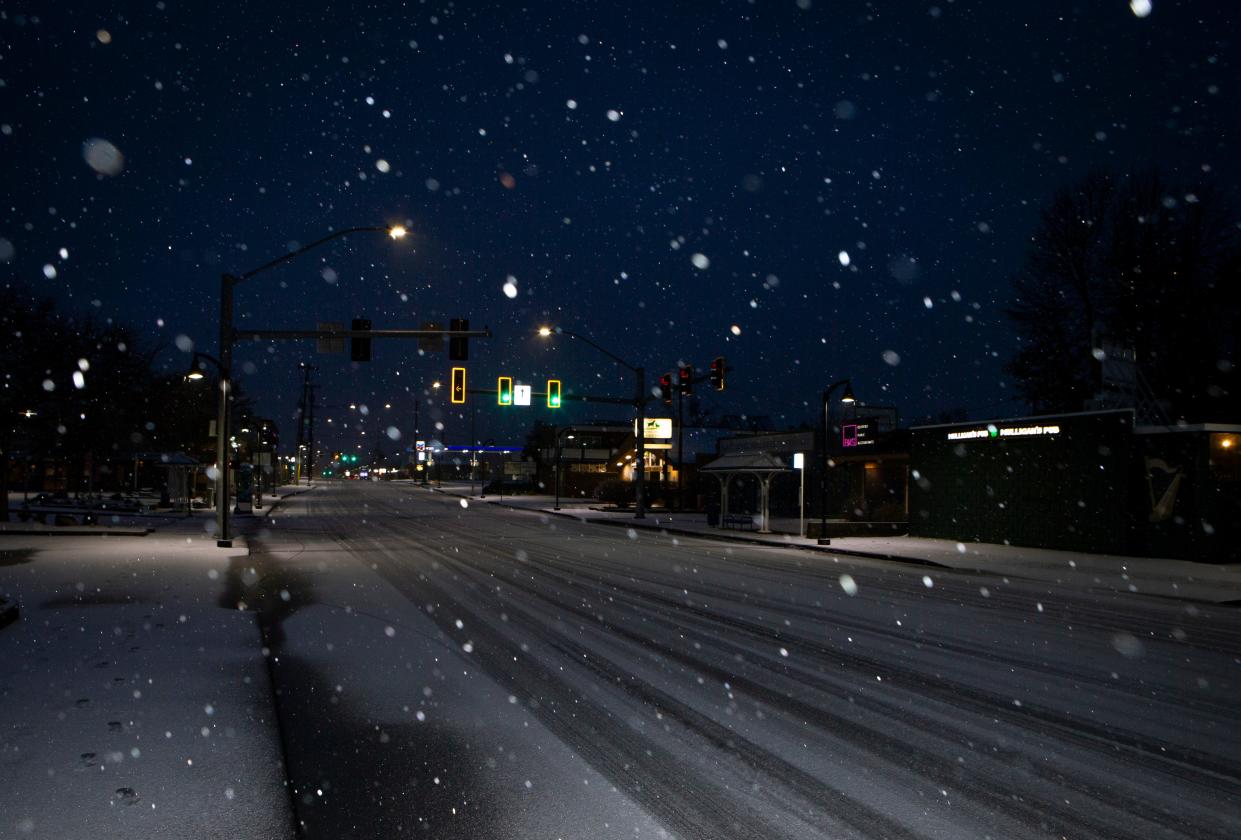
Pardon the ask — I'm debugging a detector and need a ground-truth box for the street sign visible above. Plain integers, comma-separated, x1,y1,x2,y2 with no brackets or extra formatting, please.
418,322,443,353
793,452,805,469
514,384,532,406
317,321,345,354
637,418,673,439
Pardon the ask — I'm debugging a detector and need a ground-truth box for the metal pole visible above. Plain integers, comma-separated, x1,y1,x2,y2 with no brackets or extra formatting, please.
818,387,829,545
216,273,235,548
635,366,646,519
306,381,316,484
799,463,805,538
554,427,563,510
677,379,685,512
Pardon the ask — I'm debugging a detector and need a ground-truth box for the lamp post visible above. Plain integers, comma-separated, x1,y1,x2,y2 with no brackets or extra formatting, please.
817,378,856,545
553,427,578,511
538,326,647,519
213,225,406,547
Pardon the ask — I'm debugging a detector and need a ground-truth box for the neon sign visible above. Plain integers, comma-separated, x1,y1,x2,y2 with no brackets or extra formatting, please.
946,424,1061,441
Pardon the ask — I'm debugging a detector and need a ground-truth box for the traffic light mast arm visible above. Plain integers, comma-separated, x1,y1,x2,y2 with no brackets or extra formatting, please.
233,326,490,341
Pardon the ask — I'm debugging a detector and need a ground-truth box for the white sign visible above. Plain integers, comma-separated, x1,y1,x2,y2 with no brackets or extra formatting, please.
514,384,532,406
793,452,805,470
637,418,673,439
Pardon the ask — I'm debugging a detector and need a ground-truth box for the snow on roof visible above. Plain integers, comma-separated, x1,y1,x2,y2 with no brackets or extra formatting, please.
699,452,792,473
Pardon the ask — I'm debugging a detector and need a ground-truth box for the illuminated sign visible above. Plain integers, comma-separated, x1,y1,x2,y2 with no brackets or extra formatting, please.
946,423,1061,441
415,440,425,451
514,384,532,406
636,418,673,439
793,452,805,469
842,422,876,448
451,367,466,404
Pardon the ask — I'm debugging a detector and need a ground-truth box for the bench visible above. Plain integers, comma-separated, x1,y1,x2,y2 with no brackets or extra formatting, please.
722,513,757,531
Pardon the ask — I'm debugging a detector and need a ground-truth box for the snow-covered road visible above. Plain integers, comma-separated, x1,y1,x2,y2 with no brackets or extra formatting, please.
247,481,1241,839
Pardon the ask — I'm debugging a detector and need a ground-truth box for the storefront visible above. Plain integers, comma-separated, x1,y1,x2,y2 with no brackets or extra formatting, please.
908,410,1241,562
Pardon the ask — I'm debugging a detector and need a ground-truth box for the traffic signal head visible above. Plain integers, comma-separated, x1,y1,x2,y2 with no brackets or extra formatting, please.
451,367,467,404
449,318,469,361
659,372,673,405
710,356,726,391
351,318,372,362
679,365,694,397
547,379,561,408
497,376,513,406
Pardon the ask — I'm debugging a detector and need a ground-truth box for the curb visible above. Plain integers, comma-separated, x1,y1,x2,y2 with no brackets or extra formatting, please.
0,527,153,537
429,486,952,570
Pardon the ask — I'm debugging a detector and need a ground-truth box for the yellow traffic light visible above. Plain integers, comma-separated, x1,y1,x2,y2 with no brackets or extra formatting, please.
451,367,467,404
547,379,561,408
497,376,513,406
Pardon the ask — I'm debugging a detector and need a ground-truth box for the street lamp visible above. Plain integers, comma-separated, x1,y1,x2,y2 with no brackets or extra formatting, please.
183,351,222,382
213,224,407,547
817,379,856,545
537,326,648,519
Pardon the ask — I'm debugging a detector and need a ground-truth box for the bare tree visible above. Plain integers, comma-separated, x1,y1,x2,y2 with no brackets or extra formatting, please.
1006,168,1240,421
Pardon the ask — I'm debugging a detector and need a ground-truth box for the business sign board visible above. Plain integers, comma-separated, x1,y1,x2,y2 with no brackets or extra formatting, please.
416,440,426,451
637,418,673,439
946,423,1061,442
841,422,876,448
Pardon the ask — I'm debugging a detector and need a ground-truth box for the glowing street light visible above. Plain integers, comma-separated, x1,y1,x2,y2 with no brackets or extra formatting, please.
537,325,648,519
212,223,407,547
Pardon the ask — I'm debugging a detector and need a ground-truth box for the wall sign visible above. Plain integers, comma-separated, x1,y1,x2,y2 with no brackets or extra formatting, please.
946,423,1061,441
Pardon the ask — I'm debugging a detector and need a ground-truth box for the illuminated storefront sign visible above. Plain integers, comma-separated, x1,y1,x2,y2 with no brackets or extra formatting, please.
637,418,673,439
946,424,1061,441
842,423,876,447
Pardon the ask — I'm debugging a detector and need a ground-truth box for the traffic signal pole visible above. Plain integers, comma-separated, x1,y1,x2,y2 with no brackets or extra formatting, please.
635,367,646,519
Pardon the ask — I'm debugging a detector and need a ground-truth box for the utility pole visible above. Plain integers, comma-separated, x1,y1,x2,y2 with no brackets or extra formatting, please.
306,380,317,484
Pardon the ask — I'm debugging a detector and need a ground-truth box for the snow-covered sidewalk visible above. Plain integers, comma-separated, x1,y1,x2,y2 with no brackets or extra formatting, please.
423,482,1241,605
0,518,295,838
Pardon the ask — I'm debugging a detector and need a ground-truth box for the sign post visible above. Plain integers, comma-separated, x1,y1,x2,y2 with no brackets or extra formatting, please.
793,452,805,537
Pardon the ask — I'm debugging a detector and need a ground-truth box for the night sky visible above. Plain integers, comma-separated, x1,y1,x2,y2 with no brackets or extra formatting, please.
3,1,1237,456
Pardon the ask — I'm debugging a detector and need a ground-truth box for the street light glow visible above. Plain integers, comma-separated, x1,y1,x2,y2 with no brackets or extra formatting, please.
537,326,553,337
388,225,408,239
185,369,205,381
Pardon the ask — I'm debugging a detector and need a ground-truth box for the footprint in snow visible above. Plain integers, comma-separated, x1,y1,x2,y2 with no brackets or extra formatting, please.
113,787,140,805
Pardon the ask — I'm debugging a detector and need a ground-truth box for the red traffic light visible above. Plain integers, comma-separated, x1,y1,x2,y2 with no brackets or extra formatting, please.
659,372,673,404
678,365,693,396
709,356,726,391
